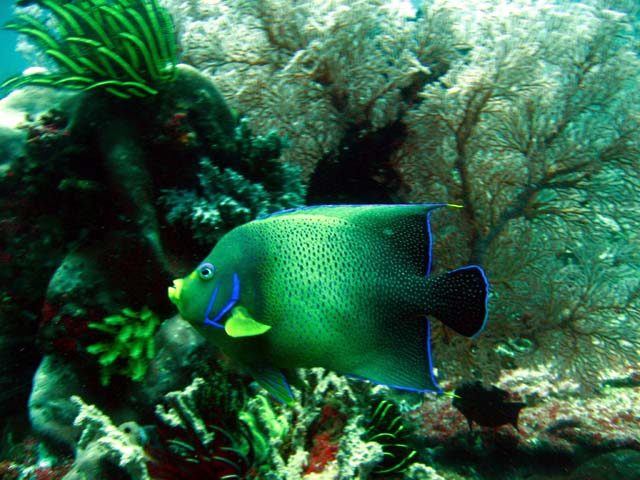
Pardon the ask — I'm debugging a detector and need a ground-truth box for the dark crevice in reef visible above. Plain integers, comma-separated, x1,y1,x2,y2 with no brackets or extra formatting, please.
430,437,582,480
306,120,410,205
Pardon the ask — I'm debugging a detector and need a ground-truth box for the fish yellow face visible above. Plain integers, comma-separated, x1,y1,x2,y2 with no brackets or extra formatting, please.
168,261,240,331
169,257,271,339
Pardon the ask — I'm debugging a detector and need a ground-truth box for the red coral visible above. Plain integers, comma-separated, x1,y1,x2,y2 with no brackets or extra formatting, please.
304,404,347,474
0,436,72,480
28,463,72,480
38,302,99,355
40,302,58,327
305,432,340,474
162,112,195,147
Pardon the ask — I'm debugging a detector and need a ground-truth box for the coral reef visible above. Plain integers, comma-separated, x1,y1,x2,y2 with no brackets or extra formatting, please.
131,314,207,408
27,316,211,450
147,377,254,479
398,0,640,391
161,0,459,188
1,34,303,453
0,434,72,480
62,396,150,480
0,86,82,417
28,355,85,449
567,449,640,480
237,368,429,479
408,366,640,478
363,399,417,474
1,1,639,479
160,120,305,247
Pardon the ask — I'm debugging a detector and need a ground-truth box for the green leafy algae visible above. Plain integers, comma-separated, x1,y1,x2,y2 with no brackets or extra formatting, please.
87,306,160,386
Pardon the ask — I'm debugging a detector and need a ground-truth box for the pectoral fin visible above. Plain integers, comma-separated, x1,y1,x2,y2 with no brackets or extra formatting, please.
248,366,296,405
225,306,271,337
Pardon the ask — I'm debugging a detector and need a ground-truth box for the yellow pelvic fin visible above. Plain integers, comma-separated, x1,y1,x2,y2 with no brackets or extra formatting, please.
225,306,272,337
168,279,183,306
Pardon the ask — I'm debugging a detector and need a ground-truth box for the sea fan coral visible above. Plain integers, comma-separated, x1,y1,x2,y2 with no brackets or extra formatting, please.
161,0,640,391
161,0,459,180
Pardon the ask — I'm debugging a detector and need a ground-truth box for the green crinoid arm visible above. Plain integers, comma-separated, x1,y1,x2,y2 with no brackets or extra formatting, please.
4,16,60,51
39,0,84,36
2,0,178,98
1,73,93,90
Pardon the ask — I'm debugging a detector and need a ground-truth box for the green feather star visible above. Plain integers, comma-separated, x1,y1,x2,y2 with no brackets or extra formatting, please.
3,0,178,98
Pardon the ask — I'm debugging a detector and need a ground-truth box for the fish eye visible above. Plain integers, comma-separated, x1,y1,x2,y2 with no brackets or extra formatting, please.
197,262,215,280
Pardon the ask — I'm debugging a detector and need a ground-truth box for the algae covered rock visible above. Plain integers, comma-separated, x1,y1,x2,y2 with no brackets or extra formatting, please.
28,355,84,449
2,58,303,401
568,449,640,480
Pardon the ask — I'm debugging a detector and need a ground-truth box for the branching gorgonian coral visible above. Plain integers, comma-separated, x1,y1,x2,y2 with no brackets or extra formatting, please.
403,0,640,389
162,0,640,391
167,0,640,385
161,0,459,179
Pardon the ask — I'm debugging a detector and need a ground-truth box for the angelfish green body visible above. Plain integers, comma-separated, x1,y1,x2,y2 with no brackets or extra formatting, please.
169,205,489,404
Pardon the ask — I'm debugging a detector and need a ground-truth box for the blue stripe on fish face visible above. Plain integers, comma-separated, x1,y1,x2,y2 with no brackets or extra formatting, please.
203,273,241,329
203,283,221,328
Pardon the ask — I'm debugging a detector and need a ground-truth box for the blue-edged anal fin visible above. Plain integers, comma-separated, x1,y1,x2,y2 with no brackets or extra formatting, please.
225,306,271,337
248,366,296,406
346,265,489,394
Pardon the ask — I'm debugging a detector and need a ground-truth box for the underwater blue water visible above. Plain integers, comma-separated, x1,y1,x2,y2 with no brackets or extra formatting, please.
0,3,28,87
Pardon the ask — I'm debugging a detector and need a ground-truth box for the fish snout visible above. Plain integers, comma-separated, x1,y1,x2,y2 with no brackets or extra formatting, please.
168,278,184,307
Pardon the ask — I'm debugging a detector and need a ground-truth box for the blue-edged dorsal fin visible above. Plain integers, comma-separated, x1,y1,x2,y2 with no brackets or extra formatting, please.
258,204,457,276
248,366,296,405
225,306,271,337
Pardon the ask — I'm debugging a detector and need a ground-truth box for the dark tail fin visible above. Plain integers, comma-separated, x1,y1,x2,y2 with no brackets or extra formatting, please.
426,265,489,338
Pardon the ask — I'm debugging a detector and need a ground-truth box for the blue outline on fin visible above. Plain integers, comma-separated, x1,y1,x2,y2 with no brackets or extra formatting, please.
345,317,444,395
448,265,490,339
202,273,241,329
257,203,450,220
251,368,295,405
254,203,479,396
425,317,443,393
425,209,436,276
